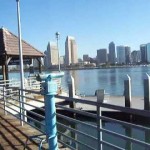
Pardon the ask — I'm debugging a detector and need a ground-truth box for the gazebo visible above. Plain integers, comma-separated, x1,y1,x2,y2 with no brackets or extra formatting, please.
0,27,44,80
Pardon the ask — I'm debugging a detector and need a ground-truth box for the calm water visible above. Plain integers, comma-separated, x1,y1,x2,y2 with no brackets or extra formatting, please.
21,66,150,149
30,118,148,150
62,66,150,96
9,66,150,96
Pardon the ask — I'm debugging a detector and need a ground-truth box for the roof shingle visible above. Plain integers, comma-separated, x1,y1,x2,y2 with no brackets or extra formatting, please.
0,27,44,57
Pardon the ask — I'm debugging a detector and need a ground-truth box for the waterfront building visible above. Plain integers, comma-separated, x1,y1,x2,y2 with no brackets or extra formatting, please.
97,49,107,64
147,43,150,63
140,44,147,63
131,50,141,64
125,46,131,64
116,46,125,64
60,56,65,65
83,54,90,62
45,42,59,68
65,36,78,65
108,42,116,64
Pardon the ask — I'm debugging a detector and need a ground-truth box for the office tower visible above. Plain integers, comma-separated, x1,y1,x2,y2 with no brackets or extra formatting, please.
125,46,131,64
131,50,141,64
140,44,147,63
108,42,116,64
83,54,89,62
60,56,65,65
65,36,78,65
116,46,125,64
97,49,107,64
45,42,58,68
147,43,150,63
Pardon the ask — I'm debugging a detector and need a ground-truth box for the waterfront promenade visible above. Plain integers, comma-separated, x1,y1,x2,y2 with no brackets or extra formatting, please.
0,104,42,149
0,104,67,150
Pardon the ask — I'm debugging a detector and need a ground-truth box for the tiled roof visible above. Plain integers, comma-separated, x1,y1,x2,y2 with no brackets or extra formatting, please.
0,27,44,57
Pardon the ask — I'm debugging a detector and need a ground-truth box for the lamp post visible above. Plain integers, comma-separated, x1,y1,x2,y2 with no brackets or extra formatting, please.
16,0,25,126
55,32,60,72
16,0,24,90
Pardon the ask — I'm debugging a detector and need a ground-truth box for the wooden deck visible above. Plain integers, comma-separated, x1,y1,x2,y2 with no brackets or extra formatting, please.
0,105,68,150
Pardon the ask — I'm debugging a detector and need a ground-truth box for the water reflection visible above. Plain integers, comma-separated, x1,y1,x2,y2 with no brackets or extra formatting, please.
9,66,150,96
61,67,150,96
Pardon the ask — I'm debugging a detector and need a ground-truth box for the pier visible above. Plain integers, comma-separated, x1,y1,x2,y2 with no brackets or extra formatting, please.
0,74,150,149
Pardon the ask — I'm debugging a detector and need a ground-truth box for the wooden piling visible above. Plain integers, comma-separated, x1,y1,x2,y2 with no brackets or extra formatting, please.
144,73,150,110
124,75,132,108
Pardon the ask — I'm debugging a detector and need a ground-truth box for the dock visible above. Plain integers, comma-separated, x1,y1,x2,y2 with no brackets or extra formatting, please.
0,104,67,150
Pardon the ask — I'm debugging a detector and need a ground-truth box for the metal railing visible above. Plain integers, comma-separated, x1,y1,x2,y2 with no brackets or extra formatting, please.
0,84,150,150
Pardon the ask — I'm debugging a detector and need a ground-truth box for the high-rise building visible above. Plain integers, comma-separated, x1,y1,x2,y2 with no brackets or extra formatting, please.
83,54,89,62
116,46,125,64
131,50,141,64
125,46,131,64
147,43,150,63
45,42,58,68
65,36,78,65
97,49,107,64
140,44,147,63
108,42,116,64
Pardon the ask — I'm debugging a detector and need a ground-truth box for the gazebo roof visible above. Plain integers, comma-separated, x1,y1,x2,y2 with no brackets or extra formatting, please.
0,27,44,57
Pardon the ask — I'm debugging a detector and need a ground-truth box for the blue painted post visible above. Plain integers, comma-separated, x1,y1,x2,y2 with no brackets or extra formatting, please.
40,72,64,150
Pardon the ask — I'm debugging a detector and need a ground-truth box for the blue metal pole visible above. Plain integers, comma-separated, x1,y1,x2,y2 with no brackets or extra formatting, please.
40,72,64,150
44,78,58,150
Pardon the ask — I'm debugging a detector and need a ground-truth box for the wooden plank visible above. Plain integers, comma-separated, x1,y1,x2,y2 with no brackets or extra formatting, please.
0,106,45,150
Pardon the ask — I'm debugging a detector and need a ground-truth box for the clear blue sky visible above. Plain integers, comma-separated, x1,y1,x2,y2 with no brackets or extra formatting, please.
1,0,150,58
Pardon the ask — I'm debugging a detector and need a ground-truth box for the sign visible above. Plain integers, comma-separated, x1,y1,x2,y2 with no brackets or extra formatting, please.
9,58,32,65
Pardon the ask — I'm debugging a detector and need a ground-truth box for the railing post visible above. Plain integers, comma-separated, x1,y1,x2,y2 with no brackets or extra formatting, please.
68,75,77,148
96,89,104,150
68,75,76,115
124,75,132,108
144,74,150,110
3,85,7,115
125,127,132,150
39,72,64,150
19,89,24,126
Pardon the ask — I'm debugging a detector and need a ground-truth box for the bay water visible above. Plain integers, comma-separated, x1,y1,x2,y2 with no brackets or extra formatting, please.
9,66,150,96
10,66,150,149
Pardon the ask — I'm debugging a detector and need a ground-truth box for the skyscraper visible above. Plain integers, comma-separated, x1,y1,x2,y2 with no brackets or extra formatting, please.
131,50,141,64
117,46,125,64
140,44,147,63
65,36,78,65
147,43,150,63
83,54,89,62
45,42,58,68
108,42,116,64
125,46,131,64
97,49,107,64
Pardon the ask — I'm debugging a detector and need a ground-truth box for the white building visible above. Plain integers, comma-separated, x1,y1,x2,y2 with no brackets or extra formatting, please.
65,36,78,65
45,42,59,68
117,46,125,64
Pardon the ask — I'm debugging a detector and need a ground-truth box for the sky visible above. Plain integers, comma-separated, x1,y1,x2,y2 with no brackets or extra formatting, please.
1,0,150,58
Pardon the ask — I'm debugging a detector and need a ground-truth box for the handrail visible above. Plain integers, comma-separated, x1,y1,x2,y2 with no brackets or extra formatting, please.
0,85,150,150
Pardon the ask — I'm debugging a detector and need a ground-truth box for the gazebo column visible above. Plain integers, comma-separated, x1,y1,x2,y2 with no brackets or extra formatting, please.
3,56,12,81
36,58,42,73
5,63,9,81
2,65,6,80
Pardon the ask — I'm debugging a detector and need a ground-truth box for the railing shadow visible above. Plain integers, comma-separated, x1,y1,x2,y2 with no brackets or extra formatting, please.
0,113,41,150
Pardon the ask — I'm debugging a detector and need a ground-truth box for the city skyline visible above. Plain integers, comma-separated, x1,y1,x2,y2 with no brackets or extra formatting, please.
1,0,150,58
